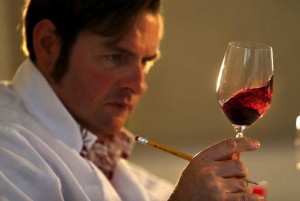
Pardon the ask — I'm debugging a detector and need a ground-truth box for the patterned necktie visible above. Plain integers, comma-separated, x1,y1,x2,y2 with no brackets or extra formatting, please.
80,127,134,179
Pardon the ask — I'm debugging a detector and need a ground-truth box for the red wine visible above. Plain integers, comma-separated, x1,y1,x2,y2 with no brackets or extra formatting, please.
221,77,273,126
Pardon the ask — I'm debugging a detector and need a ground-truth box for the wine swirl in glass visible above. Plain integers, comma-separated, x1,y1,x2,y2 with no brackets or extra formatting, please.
217,41,274,138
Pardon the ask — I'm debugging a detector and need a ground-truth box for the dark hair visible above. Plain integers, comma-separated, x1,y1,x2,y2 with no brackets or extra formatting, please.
22,0,162,81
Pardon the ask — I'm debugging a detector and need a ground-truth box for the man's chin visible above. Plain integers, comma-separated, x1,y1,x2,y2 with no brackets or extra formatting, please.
100,117,126,135
112,118,126,132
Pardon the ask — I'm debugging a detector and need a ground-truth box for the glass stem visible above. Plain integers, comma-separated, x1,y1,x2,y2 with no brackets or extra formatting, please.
233,125,247,159
236,132,244,138
233,125,248,138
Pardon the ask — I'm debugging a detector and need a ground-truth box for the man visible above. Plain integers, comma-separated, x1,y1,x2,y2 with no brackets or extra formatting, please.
0,0,264,200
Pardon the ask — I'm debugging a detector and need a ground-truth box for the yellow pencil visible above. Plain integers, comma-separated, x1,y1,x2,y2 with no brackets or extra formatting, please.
135,135,258,185
135,136,193,161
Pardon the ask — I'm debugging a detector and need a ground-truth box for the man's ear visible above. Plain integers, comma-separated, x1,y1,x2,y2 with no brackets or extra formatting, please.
33,19,60,73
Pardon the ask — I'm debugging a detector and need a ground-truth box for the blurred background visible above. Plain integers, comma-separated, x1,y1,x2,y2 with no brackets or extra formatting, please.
1,0,300,200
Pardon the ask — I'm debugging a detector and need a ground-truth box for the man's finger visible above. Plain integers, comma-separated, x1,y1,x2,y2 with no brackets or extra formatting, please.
214,160,249,178
195,137,261,161
222,177,249,193
226,192,265,201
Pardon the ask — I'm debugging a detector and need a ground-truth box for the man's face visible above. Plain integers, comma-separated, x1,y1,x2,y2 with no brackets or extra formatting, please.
51,12,162,135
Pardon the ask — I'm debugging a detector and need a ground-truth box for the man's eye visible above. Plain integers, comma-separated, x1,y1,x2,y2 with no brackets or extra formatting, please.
106,54,122,62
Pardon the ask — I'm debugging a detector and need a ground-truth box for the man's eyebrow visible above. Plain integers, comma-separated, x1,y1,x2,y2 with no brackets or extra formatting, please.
109,46,161,62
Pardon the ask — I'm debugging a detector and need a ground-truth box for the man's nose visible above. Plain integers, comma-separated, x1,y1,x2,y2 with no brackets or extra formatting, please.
119,64,148,95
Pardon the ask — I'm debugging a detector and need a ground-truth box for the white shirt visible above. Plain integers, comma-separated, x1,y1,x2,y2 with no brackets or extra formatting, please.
0,59,173,201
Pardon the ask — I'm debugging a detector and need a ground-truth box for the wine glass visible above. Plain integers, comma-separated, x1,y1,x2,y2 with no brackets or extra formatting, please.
216,41,273,138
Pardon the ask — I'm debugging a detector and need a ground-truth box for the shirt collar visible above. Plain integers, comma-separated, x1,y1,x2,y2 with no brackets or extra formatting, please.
12,59,83,152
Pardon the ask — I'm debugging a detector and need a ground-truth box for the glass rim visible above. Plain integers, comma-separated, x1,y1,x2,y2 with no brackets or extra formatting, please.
228,41,272,50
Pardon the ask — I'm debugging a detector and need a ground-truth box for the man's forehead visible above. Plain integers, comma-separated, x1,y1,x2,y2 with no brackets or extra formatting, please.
106,14,162,50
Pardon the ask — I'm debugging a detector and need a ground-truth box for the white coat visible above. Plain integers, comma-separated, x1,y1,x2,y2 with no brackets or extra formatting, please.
0,59,173,201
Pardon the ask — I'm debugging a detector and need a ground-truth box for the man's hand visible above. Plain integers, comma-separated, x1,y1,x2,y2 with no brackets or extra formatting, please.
168,137,264,201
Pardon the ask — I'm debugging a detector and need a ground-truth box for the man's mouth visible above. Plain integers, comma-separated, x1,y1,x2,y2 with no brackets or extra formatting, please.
107,101,132,111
